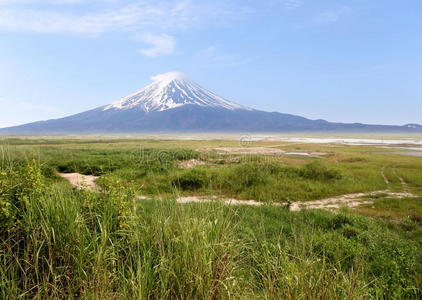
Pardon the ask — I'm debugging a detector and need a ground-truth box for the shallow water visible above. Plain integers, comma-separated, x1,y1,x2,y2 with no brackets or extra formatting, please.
390,151,422,157
285,152,310,156
277,137,422,146
387,147,422,151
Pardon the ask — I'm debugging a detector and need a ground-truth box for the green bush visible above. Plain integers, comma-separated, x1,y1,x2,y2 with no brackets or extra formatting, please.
0,170,13,230
231,163,269,188
172,169,207,191
300,161,342,180
0,159,44,232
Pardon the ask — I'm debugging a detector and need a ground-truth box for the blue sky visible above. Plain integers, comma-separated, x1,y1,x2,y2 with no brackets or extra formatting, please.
0,0,421,127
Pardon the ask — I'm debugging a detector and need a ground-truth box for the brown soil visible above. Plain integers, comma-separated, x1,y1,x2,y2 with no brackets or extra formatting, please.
59,173,99,191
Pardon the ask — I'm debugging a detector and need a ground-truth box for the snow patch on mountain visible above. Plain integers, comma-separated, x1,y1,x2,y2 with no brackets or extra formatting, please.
103,72,251,113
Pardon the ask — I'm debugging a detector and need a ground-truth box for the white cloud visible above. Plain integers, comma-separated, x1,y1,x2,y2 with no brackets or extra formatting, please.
196,45,250,68
138,33,175,57
0,1,251,56
283,0,301,10
0,0,117,5
0,1,248,35
267,0,301,11
314,6,351,24
0,2,197,34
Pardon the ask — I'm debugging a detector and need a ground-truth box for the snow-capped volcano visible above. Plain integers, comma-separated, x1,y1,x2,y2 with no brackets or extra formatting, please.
1,71,421,134
103,71,250,112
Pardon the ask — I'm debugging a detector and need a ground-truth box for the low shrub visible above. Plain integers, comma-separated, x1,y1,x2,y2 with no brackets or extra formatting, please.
300,161,342,180
172,169,207,191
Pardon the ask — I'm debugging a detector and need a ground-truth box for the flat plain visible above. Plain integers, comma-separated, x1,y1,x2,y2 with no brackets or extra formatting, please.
1,136,421,299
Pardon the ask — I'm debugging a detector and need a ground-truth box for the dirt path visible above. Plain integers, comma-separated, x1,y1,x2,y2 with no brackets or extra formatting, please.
381,166,390,185
134,188,417,211
392,167,407,188
59,173,99,190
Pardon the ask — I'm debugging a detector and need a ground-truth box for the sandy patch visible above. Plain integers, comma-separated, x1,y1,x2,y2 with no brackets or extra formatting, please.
198,147,328,157
177,159,206,169
135,190,416,211
173,190,417,211
289,190,416,211
136,195,280,206
199,147,285,155
59,172,99,191
176,196,276,206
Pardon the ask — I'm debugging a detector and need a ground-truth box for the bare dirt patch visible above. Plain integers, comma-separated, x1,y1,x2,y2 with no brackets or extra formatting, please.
199,147,285,155
59,173,99,191
175,196,277,206
136,195,281,206
171,190,416,211
135,190,417,211
177,159,206,169
289,190,416,211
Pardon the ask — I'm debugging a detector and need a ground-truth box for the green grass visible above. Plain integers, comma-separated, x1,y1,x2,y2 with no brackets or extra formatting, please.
2,137,422,209
1,161,421,298
1,138,422,298
8,143,387,202
356,197,422,222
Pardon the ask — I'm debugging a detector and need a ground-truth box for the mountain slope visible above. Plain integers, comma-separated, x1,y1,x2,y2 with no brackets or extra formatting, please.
0,72,421,134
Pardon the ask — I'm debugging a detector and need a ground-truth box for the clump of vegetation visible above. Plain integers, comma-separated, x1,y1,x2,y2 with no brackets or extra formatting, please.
300,161,342,180
341,157,368,163
0,157,44,231
172,169,207,191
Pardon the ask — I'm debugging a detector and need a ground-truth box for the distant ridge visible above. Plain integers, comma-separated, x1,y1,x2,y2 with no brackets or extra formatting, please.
1,72,421,134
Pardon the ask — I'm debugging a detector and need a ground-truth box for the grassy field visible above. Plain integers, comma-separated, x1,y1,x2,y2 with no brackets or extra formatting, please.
0,137,421,298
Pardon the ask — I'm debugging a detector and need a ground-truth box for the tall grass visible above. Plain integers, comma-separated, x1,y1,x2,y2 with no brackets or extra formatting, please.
0,160,240,298
1,147,421,298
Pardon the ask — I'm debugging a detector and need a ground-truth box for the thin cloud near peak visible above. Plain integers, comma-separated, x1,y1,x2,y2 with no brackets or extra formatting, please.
313,6,352,24
138,33,175,57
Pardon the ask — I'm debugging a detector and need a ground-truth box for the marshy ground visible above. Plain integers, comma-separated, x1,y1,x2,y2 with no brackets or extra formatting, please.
1,136,421,298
